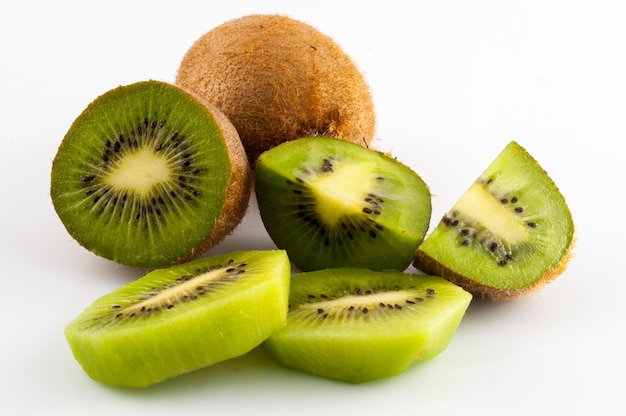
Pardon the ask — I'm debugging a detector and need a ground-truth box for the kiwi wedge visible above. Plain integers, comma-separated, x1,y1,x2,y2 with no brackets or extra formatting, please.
50,80,251,268
254,137,432,272
176,14,376,165
65,250,290,387
413,141,575,300
264,268,472,383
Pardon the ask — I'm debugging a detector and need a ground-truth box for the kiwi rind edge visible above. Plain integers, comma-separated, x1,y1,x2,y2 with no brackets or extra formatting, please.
413,237,575,301
174,93,253,265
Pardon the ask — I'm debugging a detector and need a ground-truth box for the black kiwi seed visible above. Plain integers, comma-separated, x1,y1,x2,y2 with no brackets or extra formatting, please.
79,118,207,228
101,261,250,324
285,167,388,249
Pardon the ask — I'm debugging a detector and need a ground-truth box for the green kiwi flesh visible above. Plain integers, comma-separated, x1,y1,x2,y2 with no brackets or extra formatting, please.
413,141,575,300
50,80,251,268
264,268,472,383
254,137,432,272
65,250,290,388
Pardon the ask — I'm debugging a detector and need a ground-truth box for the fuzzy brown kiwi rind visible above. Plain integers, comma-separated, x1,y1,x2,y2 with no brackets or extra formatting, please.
175,14,376,166
181,94,252,263
50,80,252,269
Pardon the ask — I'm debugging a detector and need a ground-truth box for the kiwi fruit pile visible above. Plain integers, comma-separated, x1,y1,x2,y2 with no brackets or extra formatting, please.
53,14,575,387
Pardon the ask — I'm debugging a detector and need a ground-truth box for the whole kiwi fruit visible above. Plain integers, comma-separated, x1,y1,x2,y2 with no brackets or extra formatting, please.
175,14,376,165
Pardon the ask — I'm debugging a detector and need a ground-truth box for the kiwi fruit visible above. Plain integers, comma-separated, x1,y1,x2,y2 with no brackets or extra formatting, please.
65,250,290,387
413,141,575,301
264,268,472,383
175,14,376,165
50,80,251,268
254,136,432,272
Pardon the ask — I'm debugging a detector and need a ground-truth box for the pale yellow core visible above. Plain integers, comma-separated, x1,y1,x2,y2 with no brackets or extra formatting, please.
107,149,169,196
305,290,412,311
310,164,371,226
124,268,226,314
453,182,527,244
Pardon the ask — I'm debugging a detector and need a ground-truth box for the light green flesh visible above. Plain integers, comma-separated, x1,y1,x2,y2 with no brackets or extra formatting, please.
416,141,574,290
50,80,232,268
264,268,472,384
255,137,432,272
65,250,290,387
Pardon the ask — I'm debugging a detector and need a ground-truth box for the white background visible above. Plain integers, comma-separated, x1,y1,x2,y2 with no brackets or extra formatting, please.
1,0,624,414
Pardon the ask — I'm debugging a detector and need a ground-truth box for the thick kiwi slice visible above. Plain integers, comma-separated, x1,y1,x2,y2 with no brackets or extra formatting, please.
176,14,376,165
65,250,290,388
254,137,432,272
413,141,575,300
50,80,251,268
264,268,472,383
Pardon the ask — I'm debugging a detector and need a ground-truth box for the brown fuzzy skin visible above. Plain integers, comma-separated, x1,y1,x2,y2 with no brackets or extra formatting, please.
170,94,252,267
413,236,576,301
176,14,376,166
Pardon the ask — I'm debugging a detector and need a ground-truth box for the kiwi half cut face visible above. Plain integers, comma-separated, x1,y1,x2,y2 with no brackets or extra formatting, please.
65,250,290,387
264,268,472,383
413,141,575,300
51,80,251,268
254,137,432,272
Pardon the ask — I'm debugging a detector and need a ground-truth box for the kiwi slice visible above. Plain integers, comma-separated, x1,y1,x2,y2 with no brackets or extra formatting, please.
50,80,251,268
254,137,432,272
413,141,575,300
264,268,472,383
176,14,376,165
65,250,290,387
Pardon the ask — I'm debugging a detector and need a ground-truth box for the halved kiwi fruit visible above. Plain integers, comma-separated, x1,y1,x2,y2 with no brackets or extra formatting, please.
413,141,575,301
264,268,472,383
254,137,432,272
65,250,290,387
50,80,251,268
176,14,376,165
